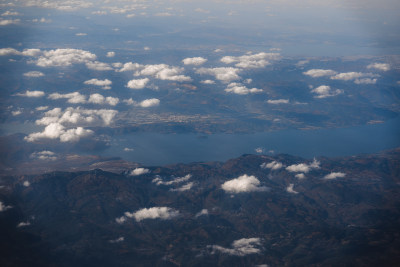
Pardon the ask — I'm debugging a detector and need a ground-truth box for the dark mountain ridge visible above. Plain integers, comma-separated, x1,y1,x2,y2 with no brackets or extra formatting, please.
1,149,400,266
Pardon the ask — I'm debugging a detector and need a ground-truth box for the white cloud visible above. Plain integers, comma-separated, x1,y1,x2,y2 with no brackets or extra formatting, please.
260,161,283,170
0,18,20,25
225,82,262,95
115,216,127,224
182,57,207,66
0,47,20,56
200,80,215,84
152,174,192,186
85,61,113,71
109,237,124,243
126,78,149,89
12,110,22,116
17,221,31,227
220,52,280,69
303,69,337,78
286,158,320,173
286,183,298,194
124,147,134,152
311,85,343,98
170,182,194,192
208,238,263,256
32,17,51,23
323,172,346,180
25,122,93,143
106,51,115,58
296,60,310,67
84,78,112,90
36,106,49,111
16,90,45,97
367,63,390,71
23,181,30,187
35,48,96,67
129,168,150,176
1,11,21,16
196,67,241,83
138,98,160,108
0,201,12,212
23,71,44,77
92,10,107,15
354,78,377,84
88,94,119,106
48,92,86,104
330,72,378,82
255,147,264,154
35,107,118,126
267,99,289,104
195,209,209,217
75,33,87,36
118,63,191,82
30,150,57,161
124,207,179,222
295,173,305,179
23,1,93,11
221,174,268,193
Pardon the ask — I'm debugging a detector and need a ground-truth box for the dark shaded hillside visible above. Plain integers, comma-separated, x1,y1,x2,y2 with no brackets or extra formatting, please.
1,149,400,266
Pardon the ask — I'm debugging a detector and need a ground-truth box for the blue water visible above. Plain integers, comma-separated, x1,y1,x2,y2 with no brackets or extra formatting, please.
101,117,400,165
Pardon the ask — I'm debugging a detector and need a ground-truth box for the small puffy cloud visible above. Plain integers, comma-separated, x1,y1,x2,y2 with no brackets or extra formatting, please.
106,51,115,58
48,92,86,104
295,173,306,179
323,172,346,180
222,174,268,193
75,33,87,36
367,63,390,71
182,57,207,66
195,209,209,217
303,69,337,78
296,60,310,67
32,17,51,23
36,106,48,111
208,238,263,256
126,78,149,89
311,85,343,98
0,18,20,25
115,216,127,224
88,94,119,106
23,71,44,77
124,207,179,222
286,183,298,194
25,122,93,143
23,181,30,187
286,158,320,173
152,174,191,186
127,64,191,82
196,67,241,83
138,98,160,108
221,52,280,69
255,147,264,154
170,182,194,192
267,99,289,104
0,201,12,212
84,78,112,90
17,221,31,227
109,237,124,243
0,47,20,56
16,90,45,97
12,110,22,116
85,61,113,71
200,80,215,84
225,82,262,95
129,168,150,176
30,150,57,161
124,147,134,152
260,161,283,170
